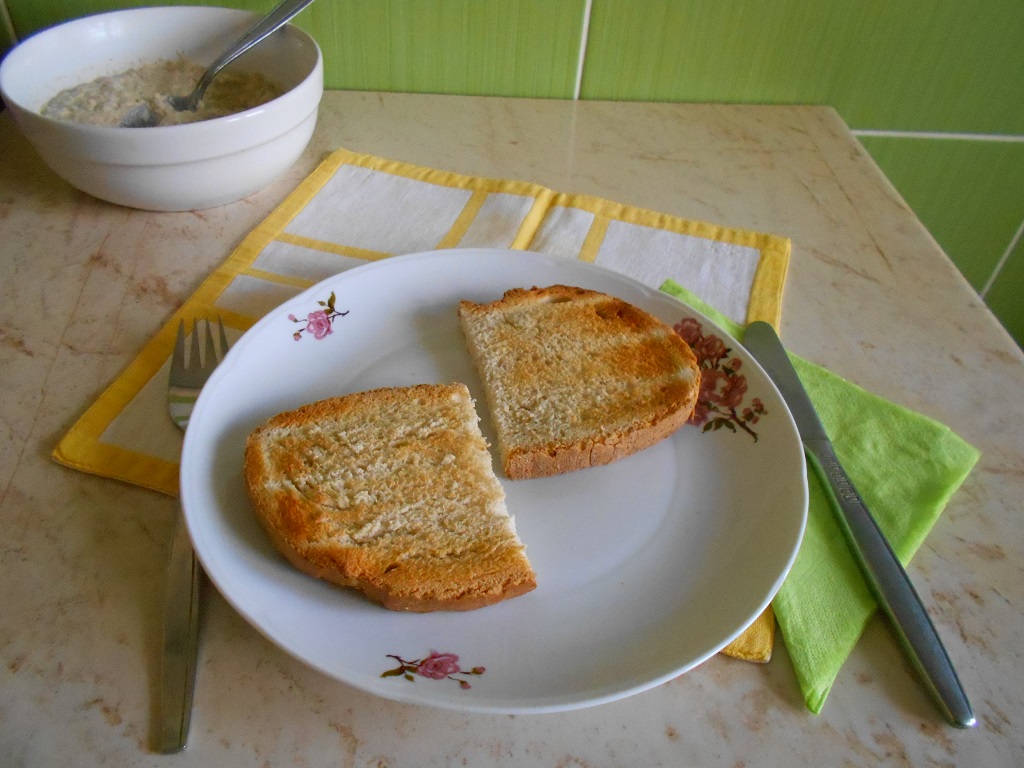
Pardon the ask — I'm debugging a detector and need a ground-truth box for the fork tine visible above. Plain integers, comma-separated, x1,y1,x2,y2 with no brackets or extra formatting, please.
217,317,230,359
189,319,202,371
203,320,216,371
170,320,187,379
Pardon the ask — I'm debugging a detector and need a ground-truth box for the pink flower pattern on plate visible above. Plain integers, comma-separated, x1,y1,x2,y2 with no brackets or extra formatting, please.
382,651,485,690
674,316,765,441
288,291,349,340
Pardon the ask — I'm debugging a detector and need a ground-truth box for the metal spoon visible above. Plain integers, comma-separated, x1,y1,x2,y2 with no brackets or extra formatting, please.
120,0,317,128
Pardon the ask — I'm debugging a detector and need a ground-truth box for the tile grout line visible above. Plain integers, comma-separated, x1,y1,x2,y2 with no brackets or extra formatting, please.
573,0,593,100
980,216,1024,298
1,0,16,45
852,129,1024,143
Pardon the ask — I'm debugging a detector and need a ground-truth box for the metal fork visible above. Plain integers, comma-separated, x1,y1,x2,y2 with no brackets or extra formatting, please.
168,318,230,430
157,318,230,753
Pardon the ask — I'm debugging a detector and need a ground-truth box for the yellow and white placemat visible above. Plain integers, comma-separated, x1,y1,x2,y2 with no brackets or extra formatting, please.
54,147,790,659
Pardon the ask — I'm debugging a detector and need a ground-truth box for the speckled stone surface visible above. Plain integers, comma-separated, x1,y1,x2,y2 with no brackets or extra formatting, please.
1,93,1022,766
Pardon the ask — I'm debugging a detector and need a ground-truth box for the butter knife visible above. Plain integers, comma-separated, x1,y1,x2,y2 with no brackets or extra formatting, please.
743,321,975,728
156,511,201,752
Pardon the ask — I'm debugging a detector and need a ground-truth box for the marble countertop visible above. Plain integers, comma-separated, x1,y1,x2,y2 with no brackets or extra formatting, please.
2,92,1022,766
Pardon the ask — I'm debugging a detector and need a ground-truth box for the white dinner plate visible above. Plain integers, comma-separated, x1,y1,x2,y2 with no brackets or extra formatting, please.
180,248,807,714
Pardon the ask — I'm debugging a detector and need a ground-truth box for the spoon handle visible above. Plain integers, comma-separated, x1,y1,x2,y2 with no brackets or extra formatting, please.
193,0,318,101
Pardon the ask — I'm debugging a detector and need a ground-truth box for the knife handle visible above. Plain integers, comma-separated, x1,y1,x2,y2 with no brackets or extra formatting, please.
804,439,976,728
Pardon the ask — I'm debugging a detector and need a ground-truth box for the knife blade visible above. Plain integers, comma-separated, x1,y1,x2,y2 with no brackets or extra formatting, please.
156,510,201,752
742,320,975,728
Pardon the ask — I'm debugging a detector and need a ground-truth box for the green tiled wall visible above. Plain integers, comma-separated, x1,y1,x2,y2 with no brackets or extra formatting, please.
4,0,1022,345
858,137,1024,290
581,0,1024,134
986,231,1024,345
303,0,585,97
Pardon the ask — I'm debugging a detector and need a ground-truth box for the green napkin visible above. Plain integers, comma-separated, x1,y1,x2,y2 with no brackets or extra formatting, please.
660,279,980,713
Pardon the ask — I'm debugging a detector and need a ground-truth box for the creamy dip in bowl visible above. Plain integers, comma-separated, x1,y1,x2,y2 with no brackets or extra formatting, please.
41,56,285,128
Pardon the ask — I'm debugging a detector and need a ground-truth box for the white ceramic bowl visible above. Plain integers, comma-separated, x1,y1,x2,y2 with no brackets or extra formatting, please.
0,6,323,211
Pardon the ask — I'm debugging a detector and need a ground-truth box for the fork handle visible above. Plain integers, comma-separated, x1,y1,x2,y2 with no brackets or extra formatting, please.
155,511,201,752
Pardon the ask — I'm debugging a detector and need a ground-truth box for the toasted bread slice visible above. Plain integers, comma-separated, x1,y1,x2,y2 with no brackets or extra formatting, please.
458,285,700,479
244,383,536,612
